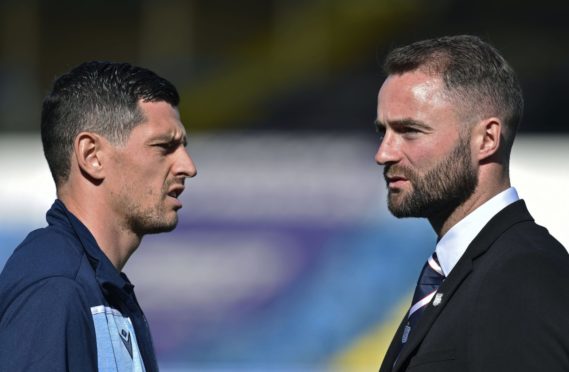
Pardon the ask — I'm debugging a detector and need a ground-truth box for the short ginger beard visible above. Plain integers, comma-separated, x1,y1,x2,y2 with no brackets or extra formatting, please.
384,134,478,219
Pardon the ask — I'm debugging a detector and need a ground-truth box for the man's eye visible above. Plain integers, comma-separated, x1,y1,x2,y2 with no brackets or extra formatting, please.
156,143,176,153
397,126,417,132
399,127,422,136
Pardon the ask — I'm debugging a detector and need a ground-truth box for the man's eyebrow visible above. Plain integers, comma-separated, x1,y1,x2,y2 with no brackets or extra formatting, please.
374,119,386,131
152,133,187,146
176,134,188,147
377,118,432,130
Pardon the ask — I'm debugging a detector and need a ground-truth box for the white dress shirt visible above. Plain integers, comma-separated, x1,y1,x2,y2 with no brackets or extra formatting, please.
435,187,520,276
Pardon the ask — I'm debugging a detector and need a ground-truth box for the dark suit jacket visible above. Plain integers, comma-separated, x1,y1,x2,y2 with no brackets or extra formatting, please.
379,200,569,372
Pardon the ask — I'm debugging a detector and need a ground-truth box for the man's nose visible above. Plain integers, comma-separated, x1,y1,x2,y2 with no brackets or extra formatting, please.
375,132,400,165
175,148,197,178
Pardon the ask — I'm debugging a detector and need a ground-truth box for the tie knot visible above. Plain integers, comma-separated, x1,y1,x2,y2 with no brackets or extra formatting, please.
428,252,444,277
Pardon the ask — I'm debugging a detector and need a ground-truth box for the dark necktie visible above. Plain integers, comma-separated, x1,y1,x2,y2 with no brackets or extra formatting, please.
400,252,445,347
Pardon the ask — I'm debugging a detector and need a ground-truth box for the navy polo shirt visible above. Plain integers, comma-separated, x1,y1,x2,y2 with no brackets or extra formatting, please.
0,200,158,371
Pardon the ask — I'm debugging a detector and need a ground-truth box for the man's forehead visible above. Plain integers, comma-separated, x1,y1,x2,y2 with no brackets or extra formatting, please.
379,73,453,117
148,121,187,141
377,71,463,128
132,102,187,138
380,71,445,101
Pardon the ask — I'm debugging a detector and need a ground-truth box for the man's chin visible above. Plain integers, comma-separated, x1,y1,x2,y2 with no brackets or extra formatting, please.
388,193,409,217
387,195,426,218
137,216,179,235
388,205,415,218
158,216,178,233
144,223,177,235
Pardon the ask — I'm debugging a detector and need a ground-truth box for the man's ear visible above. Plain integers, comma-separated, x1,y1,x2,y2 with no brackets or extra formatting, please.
74,132,105,181
474,117,502,161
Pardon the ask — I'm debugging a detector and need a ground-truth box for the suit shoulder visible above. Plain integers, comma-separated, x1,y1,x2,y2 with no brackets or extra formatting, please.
469,221,569,371
477,219,569,295
496,219,568,264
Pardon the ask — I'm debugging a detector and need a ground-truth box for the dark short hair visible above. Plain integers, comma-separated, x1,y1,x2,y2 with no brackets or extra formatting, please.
41,61,180,185
384,35,523,154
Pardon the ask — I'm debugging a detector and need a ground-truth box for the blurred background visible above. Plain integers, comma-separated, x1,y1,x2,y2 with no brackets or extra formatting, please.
1,1,568,371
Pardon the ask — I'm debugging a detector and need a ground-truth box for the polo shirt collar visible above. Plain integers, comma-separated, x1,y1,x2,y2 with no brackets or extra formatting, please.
48,199,134,294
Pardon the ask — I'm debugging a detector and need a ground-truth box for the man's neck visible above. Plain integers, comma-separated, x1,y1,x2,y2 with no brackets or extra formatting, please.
429,182,511,238
58,190,141,271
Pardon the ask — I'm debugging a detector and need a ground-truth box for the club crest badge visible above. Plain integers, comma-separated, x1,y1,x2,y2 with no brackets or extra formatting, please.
433,293,443,307
402,324,411,343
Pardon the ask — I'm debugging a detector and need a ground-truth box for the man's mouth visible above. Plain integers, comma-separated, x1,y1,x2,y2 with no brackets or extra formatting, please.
385,173,407,182
385,175,409,188
167,186,184,199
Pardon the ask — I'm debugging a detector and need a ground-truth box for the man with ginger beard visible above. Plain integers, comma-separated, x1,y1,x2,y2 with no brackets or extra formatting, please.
0,62,197,371
375,35,569,372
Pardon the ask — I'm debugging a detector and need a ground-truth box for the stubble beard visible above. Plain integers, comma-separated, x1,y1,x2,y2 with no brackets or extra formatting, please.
384,136,478,219
121,180,179,237
129,203,178,236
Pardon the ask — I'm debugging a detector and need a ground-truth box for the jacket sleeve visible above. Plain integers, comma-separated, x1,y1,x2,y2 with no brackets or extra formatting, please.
470,251,569,372
0,276,98,371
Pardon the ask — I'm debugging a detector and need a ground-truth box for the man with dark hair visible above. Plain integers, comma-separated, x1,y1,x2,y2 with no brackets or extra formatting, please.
375,35,569,371
0,61,197,371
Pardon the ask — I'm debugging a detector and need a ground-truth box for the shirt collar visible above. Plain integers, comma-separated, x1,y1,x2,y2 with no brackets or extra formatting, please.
47,199,134,294
435,187,520,276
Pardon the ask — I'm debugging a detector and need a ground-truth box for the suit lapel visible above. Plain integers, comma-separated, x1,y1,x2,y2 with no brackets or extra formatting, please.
391,200,533,371
379,315,408,372
392,258,473,372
